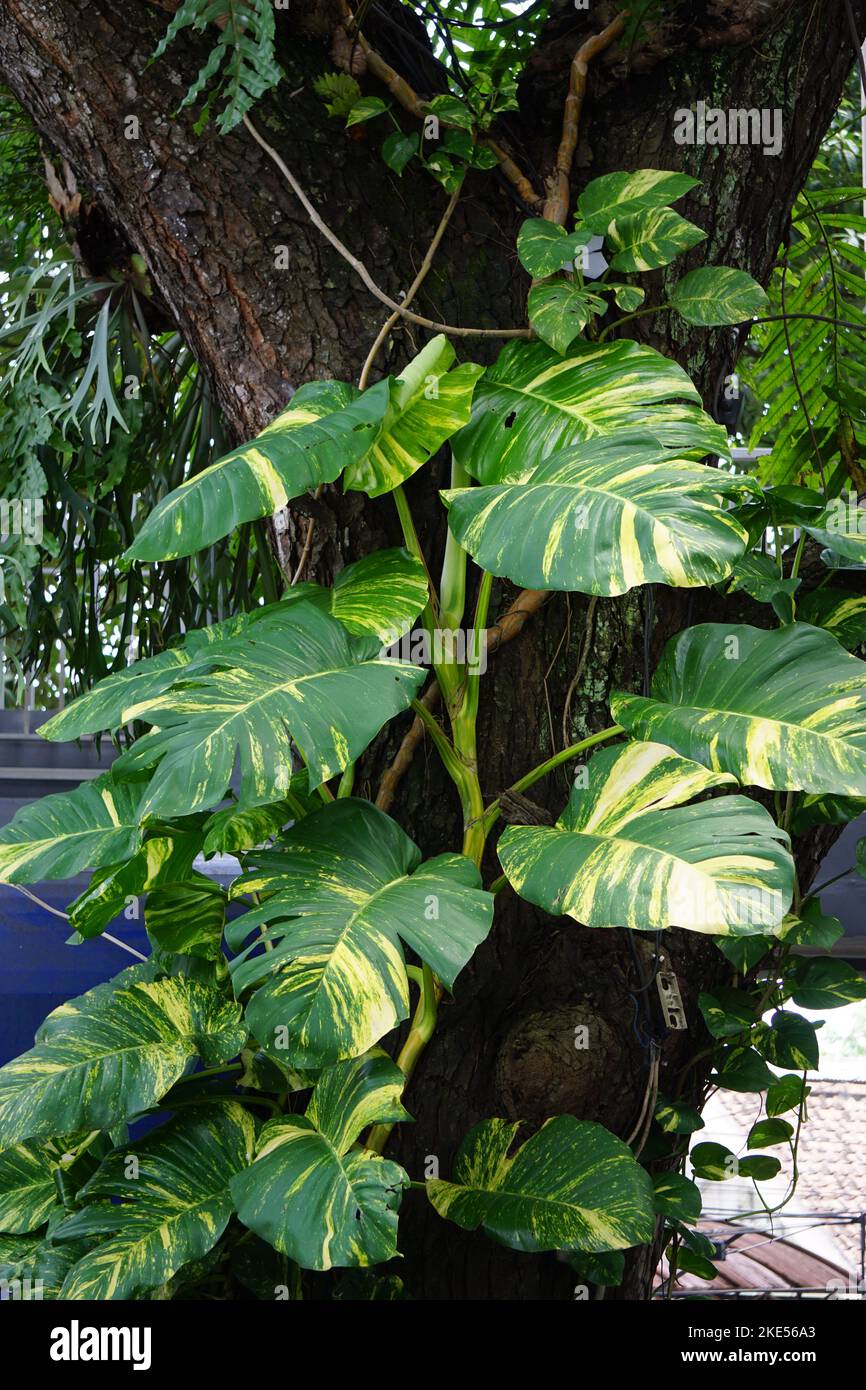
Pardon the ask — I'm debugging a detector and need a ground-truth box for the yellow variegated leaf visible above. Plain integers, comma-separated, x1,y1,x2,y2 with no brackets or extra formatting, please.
612,622,866,795
58,1102,255,1300
0,971,245,1145
112,603,426,814
0,772,144,884
452,340,729,486
231,1052,410,1270
125,378,391,562
0,1139,66,1233
343,335,483,497
443,432,752,595
427,1115,655,1253
498,741,793,934
227,799,493,1067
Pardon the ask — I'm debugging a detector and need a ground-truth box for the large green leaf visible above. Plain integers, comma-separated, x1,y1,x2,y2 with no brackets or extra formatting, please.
39,608,276,744
611,622,866,795
58,1102,255,1300
112,604,426,815
443,432,751,595
427,1115,655,1253
231,1051,410,1270
0,974,245,1145
327,548,428,642
342,335,483,497
498,742,793,935
145,875,227,959
124,377,391,562
0,1139,65,1234
452,340,729,485
607,208,706,272
40,553,427,747
202,796,302,855
0,772,143,884
576,170,699,235
671,267,768,326
803,501,866,566
227,799,493,1068
68,826,203,940
798,588,866,650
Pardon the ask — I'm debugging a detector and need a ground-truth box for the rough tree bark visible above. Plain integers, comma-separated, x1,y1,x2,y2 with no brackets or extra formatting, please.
0,0,860,1299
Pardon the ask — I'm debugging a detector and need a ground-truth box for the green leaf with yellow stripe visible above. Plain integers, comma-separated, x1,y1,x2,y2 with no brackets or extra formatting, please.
326,548,428,641
342,335,483,497
68,824,203,939
443,432,751,595
111,604,425,815
576,169,700,235
451,340,729,486
231,1051,410,1270
124,377,391,562
427,1115,655,1253
145,874,227,959
0,771,144,884
0,1139,66,1233
41,553,426,747
227,799,493,1068
57,1102,255,1300
526,282,606,354
497,742,793,935
607,208,706,272
0,974,245,1146
798,587,866,650
611,622,866,795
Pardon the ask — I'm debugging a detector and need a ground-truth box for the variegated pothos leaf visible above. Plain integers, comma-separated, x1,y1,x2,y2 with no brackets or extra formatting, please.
227,799,494,1067
113,604,426,814
452,340,729,485
342,335,483,497
612,622,866,795
124,378,391,561
427,1115,655,1253
231,1051,410,1270
0,974,245,1145
58,1102,255,1300
443,432,751,595
0,772,144,884
498,741,793,934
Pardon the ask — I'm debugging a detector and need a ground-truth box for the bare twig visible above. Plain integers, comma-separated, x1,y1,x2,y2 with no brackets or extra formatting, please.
544,13,627,226
358,180,465,389
244,115,529,340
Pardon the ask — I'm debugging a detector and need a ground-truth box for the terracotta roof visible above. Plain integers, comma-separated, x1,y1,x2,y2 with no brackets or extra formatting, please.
717,1079,866,1266
656,1227,851,1297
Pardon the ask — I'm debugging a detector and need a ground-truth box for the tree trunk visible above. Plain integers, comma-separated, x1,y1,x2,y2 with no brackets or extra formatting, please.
0,0,860,1299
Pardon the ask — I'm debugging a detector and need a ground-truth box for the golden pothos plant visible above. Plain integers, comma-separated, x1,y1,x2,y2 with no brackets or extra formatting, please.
1,4,865,1302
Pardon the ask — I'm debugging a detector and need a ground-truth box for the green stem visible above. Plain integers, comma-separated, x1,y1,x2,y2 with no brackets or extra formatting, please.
393,483,440,626
366,962,440,1154
337,762,356,798
789,531,806,584
480,725,623,833
439,455,469,630
598,303,672,342
176,1063,243,1085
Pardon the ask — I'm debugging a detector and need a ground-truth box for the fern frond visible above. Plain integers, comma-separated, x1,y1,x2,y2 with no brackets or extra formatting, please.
153,0,283,134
